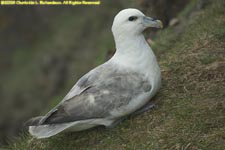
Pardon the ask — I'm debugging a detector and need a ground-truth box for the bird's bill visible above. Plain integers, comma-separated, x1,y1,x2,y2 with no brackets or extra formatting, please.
143,16,163,29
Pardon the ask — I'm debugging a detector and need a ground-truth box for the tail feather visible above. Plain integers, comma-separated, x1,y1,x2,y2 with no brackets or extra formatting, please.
28,118,112,138
29,123,74,139
24,116,43,128
28,119,102,138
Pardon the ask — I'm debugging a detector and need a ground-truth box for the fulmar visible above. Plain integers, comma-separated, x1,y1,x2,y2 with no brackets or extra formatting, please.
28,8,163,139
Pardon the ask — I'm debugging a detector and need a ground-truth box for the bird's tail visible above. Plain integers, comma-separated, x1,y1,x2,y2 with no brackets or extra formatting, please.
25,116,44,127
26,116,75,139
29,122,75,139
28,118,105,138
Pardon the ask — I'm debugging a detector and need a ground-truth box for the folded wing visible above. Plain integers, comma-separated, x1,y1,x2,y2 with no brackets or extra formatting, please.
39,63,151,125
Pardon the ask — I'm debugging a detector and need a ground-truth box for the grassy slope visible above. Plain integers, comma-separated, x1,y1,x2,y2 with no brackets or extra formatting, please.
11,0,225,149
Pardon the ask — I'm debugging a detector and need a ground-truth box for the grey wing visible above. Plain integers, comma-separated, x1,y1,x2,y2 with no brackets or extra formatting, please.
38,64,102,125
40,65,152,125
61,63,109,101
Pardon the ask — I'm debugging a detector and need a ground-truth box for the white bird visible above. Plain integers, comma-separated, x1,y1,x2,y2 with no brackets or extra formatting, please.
28,8,163,139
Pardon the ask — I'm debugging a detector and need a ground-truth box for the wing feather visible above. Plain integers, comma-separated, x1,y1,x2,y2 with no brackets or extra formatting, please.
39,63,151,125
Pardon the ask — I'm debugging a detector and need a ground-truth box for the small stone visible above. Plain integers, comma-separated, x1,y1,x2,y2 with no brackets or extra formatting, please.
169,18,179,26
147,38,155,46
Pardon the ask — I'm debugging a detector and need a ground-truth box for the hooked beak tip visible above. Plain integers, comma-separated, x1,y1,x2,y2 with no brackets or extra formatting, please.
157,20,163,29
143,17,163,29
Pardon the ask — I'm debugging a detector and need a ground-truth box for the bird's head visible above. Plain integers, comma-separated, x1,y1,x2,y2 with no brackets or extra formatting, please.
112,8,163,37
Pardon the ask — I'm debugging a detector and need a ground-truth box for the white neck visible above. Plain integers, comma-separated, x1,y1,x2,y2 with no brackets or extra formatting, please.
109,34,161,91
110,34,158,73
108,33,161,93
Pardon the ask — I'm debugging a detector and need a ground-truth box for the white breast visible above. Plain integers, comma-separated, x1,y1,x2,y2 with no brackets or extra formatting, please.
107,35,161,118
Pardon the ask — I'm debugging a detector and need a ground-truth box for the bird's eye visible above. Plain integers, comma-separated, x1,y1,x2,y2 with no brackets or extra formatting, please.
128,16,138,21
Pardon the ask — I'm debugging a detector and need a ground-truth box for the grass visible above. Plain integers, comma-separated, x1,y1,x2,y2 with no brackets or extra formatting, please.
9,0,225,149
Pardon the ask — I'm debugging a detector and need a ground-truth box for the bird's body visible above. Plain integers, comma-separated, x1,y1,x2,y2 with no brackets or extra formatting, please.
28,8,163,138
